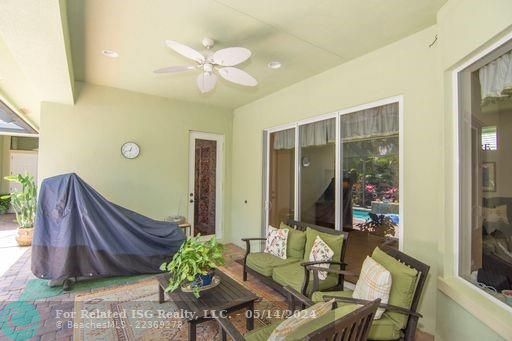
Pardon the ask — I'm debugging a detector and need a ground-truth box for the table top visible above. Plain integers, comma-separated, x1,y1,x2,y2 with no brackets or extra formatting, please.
157,269,258,320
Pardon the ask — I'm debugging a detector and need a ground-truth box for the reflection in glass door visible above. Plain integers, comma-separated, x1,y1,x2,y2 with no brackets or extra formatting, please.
268,128,295,227
341,103,400,277
299,118,337,227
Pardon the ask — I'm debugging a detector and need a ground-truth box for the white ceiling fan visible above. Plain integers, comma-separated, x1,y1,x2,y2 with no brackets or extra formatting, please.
155,37,257,94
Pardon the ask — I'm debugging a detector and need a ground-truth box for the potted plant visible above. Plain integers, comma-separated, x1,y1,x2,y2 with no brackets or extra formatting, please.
356,212,396,238
160,235,224,298
1,174,37,246
0,195,10,215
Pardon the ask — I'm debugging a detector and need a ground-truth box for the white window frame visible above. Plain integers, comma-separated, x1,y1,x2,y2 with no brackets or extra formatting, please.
452,30,512,313
263,96,404,250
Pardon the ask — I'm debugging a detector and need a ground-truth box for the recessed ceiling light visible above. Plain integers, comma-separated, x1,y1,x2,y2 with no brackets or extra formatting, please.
267,61,282,69
101,49,119,58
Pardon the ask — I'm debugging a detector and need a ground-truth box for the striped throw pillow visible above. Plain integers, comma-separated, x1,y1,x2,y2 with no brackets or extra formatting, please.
353,256,392,319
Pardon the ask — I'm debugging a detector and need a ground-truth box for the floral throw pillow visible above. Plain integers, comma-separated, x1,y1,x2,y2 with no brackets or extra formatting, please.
308,236,334,280
264,225,289,259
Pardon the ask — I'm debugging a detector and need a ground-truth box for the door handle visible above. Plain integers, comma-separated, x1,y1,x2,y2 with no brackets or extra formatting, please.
189,199,194,203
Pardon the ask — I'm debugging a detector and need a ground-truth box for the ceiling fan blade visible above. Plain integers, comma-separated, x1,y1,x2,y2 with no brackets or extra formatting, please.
165,40,205,63
211,47,251,66
218,67,258,86
197,72,218,93
154,65,196,73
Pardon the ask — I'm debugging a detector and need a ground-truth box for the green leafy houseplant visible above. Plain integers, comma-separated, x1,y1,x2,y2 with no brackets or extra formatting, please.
0,195,10,215
1,174,37,228
160,236,224,298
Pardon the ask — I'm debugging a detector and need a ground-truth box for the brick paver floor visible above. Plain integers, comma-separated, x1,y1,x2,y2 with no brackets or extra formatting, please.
0,243,263,341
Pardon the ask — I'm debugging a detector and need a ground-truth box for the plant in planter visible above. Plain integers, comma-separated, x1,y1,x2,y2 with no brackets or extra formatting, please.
160,235,224,298
0,195,10,215
356,212,396,238
1,174,37,246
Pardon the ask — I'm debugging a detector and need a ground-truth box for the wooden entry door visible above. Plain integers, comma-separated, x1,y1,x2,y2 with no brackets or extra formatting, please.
188,132,223,238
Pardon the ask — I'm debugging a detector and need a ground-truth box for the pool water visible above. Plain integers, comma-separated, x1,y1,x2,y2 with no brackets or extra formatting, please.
353,207,400,225
353,208,370,221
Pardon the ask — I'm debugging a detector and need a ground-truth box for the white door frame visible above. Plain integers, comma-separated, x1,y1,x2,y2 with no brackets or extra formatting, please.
188,131,224,239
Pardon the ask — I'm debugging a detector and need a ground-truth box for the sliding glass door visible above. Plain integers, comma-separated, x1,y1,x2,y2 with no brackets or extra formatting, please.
340,103,400,271
263,98,401,276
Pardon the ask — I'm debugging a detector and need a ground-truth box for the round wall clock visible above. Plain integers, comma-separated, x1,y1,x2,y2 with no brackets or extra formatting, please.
121,142,140,159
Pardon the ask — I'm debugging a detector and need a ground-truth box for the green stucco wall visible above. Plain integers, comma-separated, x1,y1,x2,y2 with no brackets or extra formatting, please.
39,82,233,241
229,0,512,339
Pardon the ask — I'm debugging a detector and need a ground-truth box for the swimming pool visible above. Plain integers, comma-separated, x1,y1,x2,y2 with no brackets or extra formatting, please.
353,207,400,225
353,208,371,221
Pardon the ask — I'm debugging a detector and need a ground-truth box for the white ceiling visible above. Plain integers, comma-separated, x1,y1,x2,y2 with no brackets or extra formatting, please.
0,0,447,129
67,0,446,110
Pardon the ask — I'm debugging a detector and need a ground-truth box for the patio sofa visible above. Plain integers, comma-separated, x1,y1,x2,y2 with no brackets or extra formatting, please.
242,220,349,296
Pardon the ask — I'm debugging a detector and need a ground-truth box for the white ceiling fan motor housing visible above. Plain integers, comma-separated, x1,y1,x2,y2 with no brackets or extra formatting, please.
203,63,214,74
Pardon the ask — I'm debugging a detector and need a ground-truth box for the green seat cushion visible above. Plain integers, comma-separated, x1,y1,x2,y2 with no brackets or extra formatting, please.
371,247,418,330
246,252,300,277
280,222,306,259
245,321,282,341
272,262,338,295
285,305,358,340
312,290,401,340
303,227,344,263
367,315,402,340
311,289,353,303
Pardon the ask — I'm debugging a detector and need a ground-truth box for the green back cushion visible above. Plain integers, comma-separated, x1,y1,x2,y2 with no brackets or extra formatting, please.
280,222,306,259
303,227,344,262
286,304,358,340
371,247,418,329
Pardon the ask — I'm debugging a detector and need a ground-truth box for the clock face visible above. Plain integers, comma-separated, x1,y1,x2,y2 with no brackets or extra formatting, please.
121,142,140,159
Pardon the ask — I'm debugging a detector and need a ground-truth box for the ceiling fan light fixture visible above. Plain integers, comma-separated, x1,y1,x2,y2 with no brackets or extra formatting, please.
101,49,119,58
157,39,257,93
267,61,282,69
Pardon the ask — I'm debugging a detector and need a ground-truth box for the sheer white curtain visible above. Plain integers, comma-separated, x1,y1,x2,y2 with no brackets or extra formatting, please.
273,128,295,149
273,120,336,150
299,119,336,147
272,103,399,149
340,103,398,142
479,51,512,104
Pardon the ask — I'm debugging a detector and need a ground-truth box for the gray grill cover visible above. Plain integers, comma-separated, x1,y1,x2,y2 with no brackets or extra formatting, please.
32,173,185,280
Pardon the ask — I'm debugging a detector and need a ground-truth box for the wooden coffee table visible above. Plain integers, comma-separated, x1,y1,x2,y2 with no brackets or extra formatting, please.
157,270,258,341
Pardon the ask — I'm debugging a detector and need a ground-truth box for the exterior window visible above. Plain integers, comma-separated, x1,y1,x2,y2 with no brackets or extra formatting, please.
458,44,512,304
481,126,497,151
